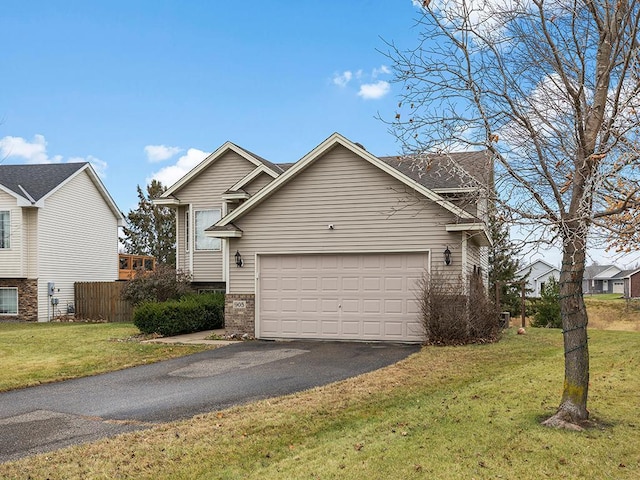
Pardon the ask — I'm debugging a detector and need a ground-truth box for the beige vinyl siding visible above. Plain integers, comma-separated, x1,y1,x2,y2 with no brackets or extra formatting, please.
37,170,120,321
174,152,257,282
228,145,462,293
466,239,481,276
0,191,23,277
243,172,275,196
176,205,189,272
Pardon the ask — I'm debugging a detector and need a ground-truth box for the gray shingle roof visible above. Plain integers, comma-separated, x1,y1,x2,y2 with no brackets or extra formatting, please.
0,162,87,202
378,150,492,190
233,144,288,174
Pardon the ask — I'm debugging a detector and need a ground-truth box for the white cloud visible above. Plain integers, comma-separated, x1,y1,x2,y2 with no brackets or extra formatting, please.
372,65,391,78
0,134,59,163
332,70,353,87
357,81,391,100
149,147,209,188
0,134,107,177
332,65,392,100
144,144,183,162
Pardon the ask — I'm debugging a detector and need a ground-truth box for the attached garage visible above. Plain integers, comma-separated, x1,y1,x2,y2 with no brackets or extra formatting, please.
257,252,427,342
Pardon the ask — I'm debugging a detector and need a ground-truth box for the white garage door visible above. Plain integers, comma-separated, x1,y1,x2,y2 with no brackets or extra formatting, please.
258,252,427,342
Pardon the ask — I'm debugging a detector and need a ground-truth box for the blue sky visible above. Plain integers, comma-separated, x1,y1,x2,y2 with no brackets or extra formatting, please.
0,1,421,212
1,1,636,268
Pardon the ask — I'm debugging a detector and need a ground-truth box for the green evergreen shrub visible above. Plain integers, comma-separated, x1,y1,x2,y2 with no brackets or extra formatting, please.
134,293,224,336
530,277,562,328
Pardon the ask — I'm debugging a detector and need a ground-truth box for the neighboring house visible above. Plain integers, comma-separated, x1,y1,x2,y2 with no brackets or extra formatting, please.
157,132,492,343
0,163,124,322
583,264,623,294
618,268,640,299
516,260,560,297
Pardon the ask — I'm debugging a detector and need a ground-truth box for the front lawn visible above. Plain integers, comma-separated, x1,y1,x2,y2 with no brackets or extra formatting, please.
0,322,214,392
1,328,638,479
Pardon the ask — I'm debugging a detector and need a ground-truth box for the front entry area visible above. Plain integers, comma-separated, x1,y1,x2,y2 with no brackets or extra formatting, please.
257,252,427,342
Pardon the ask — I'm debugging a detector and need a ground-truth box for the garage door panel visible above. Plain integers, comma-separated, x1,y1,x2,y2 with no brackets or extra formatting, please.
321,277,339,291
321,298,338,312
258,253,426,342
363,277,381,291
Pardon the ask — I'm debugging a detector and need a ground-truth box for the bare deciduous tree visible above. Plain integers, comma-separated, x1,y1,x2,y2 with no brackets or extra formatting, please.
385,0,640,429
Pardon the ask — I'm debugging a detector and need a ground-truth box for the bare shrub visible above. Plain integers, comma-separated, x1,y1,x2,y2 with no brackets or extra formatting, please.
417,272,500,345
120,264,193,306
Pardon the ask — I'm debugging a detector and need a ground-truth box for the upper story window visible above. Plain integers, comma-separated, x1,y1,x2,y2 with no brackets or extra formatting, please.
0,211,9,249
195,209,221,251
0,288,18,315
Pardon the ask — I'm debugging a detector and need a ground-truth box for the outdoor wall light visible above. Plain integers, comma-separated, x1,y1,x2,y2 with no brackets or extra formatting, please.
235,250,244,267
444,246,452,266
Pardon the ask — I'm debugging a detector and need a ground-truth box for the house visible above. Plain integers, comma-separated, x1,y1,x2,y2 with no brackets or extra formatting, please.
516,260,560,297
156,133,492,343
618,268,640,298
0,163,124,321
582,264,624,294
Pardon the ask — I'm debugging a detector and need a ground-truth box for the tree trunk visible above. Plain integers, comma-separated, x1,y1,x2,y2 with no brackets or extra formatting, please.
542,241,590,430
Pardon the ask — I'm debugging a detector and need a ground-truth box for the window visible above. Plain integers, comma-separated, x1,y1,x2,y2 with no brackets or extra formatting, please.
0,288,18,315
0,211,9,249
195,209,221,251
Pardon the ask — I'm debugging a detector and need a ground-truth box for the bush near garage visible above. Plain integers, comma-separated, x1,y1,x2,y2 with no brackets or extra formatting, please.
134,293,225,336
417,272,500,345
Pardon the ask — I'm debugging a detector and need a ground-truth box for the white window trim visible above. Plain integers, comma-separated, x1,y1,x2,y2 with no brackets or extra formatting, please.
194,208,222,251
0,210,10,249
185,210,190,253
0,287,18,315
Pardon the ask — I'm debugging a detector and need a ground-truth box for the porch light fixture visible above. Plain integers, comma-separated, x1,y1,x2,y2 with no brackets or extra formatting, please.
235,250,244,267
444,246,452,266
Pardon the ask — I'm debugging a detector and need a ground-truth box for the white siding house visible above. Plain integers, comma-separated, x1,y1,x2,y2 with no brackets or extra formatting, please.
516,260,561,297
0,163,124,322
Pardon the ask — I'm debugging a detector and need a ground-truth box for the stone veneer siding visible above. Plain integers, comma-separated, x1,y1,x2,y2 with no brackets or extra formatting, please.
224,293,255,336
0,278,38,322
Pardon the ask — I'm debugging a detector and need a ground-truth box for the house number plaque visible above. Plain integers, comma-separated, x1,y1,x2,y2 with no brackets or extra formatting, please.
233,300,247,309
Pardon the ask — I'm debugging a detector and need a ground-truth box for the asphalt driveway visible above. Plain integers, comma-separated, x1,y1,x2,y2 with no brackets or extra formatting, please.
0,340,419,463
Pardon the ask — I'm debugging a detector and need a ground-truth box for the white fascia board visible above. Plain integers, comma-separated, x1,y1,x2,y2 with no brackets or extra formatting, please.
161,142,280,198
218,132,474,227
153,197,181,206
221,191,251,201
204,229,243,238
446,223,492,246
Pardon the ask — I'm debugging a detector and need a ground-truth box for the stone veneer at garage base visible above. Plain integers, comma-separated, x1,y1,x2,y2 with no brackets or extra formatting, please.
224,294,255,336
0,279,38,322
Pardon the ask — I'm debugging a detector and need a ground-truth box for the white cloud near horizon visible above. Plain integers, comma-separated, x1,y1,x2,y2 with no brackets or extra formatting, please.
149,147,209,188
0,134,108,177
358,80,391,100
144,144,183,162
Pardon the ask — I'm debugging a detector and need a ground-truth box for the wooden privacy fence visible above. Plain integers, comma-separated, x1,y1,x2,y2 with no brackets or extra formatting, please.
74,282,134,322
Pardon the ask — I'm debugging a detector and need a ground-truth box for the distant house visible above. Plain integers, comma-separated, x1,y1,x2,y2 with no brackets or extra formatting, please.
516,260,560,297
582,264,623,294
618,268,640,299
0,163,124,321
